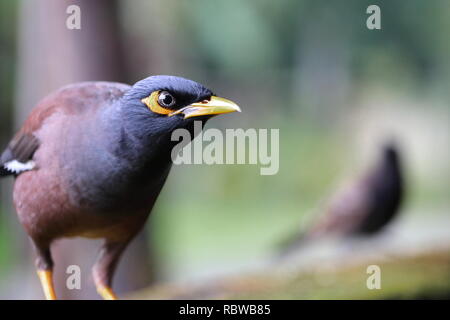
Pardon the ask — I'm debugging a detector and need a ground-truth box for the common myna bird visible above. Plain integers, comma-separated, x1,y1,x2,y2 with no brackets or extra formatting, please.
279,142,404,255
0,75,240,300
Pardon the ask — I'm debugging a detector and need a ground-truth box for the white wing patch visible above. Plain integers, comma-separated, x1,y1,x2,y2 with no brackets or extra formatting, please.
3,160,36,174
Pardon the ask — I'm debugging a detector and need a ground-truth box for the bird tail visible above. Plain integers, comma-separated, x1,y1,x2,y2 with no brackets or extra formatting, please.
0,167,13,177
273,229,312,260
0,149,14,177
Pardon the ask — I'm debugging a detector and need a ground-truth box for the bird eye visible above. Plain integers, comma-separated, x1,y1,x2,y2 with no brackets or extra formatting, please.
158,91,176,108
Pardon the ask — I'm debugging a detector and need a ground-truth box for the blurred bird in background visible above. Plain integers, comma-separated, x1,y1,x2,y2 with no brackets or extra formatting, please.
278,141,405,257
0,75,240,300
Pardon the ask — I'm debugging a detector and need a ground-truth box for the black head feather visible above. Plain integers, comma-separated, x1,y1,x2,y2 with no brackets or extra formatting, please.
123,75,213,110
116,75,213,142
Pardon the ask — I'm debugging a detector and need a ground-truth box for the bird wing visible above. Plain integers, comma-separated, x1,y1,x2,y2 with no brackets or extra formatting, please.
0,133,40,176
308,179,371,238
1,82,131,177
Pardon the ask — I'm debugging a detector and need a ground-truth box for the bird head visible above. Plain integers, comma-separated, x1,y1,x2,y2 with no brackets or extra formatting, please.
120,75,240,138
382,141,400,164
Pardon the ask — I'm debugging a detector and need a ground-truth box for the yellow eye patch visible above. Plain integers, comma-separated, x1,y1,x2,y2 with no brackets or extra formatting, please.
141,91,174,115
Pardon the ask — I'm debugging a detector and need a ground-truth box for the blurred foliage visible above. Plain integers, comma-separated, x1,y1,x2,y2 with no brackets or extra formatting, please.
0,0,17,142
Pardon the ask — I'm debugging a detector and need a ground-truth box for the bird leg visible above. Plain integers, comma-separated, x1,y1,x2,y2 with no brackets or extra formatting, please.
34,245,57,300
92,241,128,300
37,270,56,300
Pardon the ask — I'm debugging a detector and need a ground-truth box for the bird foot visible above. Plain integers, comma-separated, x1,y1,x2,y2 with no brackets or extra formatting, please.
97,286,118,300
37,270,57,300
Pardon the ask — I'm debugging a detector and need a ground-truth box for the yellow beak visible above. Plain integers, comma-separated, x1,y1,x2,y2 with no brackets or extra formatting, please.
169,96,241,119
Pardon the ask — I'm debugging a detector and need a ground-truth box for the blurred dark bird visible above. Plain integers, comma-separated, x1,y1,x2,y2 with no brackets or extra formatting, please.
0,75,240,300
278,142,404,256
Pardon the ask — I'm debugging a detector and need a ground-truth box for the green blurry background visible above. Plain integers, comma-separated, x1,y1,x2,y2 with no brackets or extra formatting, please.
0,0,448,299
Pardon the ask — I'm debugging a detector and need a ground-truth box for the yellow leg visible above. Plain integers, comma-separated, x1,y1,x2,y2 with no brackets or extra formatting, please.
97,285,118,300
37,270,57,300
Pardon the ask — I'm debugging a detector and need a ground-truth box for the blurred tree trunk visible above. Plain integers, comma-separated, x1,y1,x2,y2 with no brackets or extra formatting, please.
0,0,31,299
13,0,154,299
